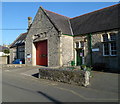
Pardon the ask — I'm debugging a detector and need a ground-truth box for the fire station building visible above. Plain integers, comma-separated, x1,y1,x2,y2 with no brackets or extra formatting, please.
10,4,120,72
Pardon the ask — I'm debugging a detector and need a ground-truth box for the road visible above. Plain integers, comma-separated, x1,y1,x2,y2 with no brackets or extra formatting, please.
2,66,119,102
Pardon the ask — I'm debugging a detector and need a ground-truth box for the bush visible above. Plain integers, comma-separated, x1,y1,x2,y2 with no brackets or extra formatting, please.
81,64,92,71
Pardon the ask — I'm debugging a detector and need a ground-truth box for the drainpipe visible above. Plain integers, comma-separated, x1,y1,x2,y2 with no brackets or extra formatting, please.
88,33,92,66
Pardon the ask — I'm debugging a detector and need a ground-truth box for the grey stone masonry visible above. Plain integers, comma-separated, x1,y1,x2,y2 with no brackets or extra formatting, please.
25,7,60,66
91,30,119,72
73,29,119,72
73,35,90,65
39,68,87,86
25,7,74,67
10,47,17,63
60,35,73,66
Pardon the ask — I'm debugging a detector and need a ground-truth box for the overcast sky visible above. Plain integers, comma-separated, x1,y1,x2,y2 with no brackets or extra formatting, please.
2,2,118,45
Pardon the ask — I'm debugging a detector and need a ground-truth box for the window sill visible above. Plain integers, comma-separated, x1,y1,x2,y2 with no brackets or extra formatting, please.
101,40,116,43
103,55,117,57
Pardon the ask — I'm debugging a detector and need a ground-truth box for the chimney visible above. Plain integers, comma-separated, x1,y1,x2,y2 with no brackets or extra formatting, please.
28,17,32,28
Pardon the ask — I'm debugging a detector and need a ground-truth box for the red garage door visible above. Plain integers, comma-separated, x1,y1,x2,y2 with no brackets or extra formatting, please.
36,40,48,66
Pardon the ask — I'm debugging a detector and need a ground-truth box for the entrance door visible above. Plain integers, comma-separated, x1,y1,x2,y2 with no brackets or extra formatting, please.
76,49,83,66
36,40,48,66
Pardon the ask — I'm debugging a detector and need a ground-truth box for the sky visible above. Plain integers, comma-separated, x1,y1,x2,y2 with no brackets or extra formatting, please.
2,2,118,45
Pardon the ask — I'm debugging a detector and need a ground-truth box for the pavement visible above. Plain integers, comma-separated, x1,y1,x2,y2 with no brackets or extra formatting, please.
2,65,119,102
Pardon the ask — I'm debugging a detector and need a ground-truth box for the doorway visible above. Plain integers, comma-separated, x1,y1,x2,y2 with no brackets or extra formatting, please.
76,49,83,66
36,40,48,66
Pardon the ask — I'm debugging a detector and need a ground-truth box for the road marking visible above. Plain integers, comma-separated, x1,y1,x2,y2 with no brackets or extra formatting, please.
54,86,118,101
18,72,118,101
51,83,58,85
41,82,118,101
55,86,87,100
20,73,31,76
4,70,10,72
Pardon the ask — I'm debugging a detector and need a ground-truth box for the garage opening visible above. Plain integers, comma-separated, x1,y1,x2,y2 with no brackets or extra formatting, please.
36,40,48,66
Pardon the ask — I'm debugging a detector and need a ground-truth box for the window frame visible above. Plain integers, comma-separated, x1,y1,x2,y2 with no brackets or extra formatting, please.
110,42,117,56
74,41,84,49
103,42,110,56
102,32,117,56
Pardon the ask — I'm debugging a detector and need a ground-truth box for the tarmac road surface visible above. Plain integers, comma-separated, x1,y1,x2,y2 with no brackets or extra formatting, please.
2,66,119,102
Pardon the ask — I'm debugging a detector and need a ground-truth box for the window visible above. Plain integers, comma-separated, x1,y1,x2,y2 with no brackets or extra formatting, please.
21,40,25,43
110,42,117,55
103,43,109,55
102,33,117,56
80,41,84,48
109,33,116,41
75,41,84,48
76,42,79,48
103,34,108,42
15,41,18,45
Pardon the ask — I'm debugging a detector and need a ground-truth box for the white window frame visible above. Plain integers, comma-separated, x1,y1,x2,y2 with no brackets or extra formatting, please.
79,42,81,48
102,32,117,56
103,43,109,56
74,41,84,49
110,42,117,56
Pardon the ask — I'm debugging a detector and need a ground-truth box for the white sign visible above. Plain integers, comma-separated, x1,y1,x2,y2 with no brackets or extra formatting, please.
80,53,83,56
27,54,31,58
92,48,99,52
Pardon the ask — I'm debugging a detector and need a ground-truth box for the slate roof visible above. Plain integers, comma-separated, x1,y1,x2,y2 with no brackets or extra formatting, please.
44,10,73,35
10,4,120,47
43,3,119,36
70,3,120,35
10,32,27,48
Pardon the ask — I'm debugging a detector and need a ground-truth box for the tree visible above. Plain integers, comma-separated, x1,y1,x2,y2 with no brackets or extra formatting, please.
3,49,10,54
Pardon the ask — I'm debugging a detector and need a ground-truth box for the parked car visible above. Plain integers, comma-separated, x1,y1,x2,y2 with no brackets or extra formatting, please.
12,59,25,64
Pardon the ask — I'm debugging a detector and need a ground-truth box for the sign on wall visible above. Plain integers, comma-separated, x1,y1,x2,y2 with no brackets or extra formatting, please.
92,48,99,52
27,54,31,61
80,53,83,56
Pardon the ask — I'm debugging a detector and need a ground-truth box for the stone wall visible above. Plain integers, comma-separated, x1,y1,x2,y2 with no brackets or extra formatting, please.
10,46,25,64
118,30,120,70
91,32,104,66
91,30,119,72
73,29,119,72
0,56,8,64
73,35,90,65
39,68,86,86
10,47,17,63
60,35,73,66
17,45,25,59
25,7,74,67
25,7,60,66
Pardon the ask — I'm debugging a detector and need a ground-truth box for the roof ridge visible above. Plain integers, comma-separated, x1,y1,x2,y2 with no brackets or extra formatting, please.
45,9,70,19
22,32,27,35
70,3,119,20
